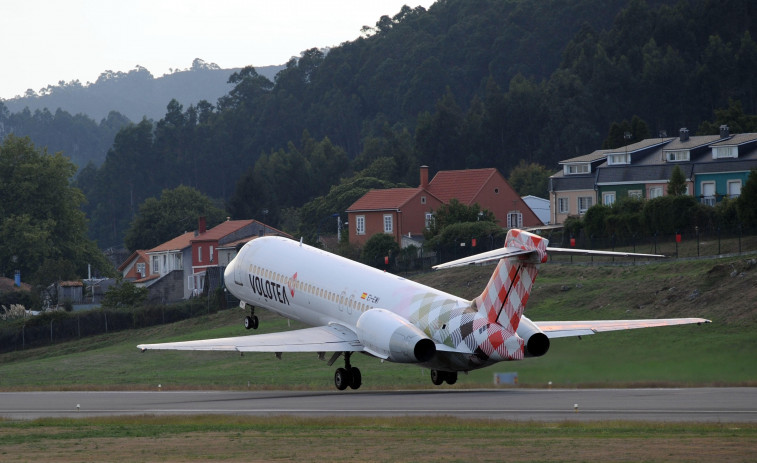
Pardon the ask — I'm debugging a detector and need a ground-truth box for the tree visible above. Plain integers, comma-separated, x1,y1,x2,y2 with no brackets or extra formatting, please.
361,233,400,269
424,199,495,240
0,135,112,284
124,185,227,252
667,165,688,196
101,280,148,308
736,168,757,229
508,160,551,197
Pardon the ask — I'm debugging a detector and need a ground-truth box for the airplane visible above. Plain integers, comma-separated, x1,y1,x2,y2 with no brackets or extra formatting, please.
137,229,710,390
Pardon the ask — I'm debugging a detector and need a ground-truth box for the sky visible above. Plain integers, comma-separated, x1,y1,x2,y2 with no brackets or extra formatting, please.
0,0,436,100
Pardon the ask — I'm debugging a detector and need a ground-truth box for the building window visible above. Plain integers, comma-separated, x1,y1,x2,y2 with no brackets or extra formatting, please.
578,196,593,214
421,196,426,204
383,214,393,233
701,181,716,206
666,150,690,162
649,187,663,199
152,256,159,274
558,197,569,214
136,263,146,277
355,215,365,235
565,164,590,175
425,212,433,229
603,192,616,205
607,153,630,165
198,247,202,263
713,146,737,159
175,254,182,269
727,180,742,198
507,211,523,228
628,190,642,199
210,245,214,263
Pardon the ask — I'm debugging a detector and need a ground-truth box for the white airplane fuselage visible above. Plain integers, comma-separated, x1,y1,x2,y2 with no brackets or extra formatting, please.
225,236,523,371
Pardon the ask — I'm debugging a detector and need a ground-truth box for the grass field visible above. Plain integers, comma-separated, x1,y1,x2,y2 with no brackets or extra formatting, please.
1,416,756,462
1,254,755,390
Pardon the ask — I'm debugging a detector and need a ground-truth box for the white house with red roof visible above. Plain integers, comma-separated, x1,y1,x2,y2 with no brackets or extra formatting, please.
118,217,290,302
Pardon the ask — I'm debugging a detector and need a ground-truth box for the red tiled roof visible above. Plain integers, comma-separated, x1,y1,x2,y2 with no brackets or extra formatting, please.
118,250,149,271
346,188,422,211
427,168,497,204
191,220,255,242
148,231,195,253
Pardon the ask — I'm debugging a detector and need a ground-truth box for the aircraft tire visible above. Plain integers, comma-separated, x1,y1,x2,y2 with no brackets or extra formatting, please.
251,315,259,330
244,316,253,330
334,368,350,391
430,369,445,386
349,367,362,390
445,372,458,385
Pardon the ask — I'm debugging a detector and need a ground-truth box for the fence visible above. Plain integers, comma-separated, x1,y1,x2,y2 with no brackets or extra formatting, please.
0,299,223,354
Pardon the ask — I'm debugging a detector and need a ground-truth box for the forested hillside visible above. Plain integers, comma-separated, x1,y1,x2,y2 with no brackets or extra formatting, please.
67,0,757,249
3,59,284,122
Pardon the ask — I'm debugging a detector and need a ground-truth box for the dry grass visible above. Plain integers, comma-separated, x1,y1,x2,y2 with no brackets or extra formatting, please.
1,416,756,462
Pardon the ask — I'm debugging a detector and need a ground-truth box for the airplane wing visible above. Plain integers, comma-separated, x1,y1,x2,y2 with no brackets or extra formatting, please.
534,318,711,338
545,247,665,259
137,324,364,353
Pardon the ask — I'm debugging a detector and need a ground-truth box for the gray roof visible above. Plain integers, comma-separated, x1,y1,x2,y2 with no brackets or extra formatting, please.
550,173,596,191
559,149,611,164
663,134,724,151
710,133,757,146
596,164,692,184
692,158,757,174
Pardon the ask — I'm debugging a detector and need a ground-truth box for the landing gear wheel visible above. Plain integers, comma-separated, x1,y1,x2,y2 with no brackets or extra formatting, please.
349,367,362,390
244,306,259,330
430,369,445,386
334,367,351,391
444,371,458,385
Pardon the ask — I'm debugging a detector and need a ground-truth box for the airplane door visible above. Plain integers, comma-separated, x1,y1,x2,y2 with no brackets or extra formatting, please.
233,249,245,286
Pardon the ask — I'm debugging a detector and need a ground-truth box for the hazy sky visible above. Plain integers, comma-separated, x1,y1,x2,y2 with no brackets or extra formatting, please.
0,0,435,100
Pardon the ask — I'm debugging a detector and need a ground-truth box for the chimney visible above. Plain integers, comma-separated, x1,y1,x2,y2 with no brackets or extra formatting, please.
679,128,689,142
199,216,207,234
720,124,730,138
420,165,429,189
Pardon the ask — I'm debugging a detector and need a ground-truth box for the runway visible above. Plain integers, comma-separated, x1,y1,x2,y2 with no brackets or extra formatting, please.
1,387,755,422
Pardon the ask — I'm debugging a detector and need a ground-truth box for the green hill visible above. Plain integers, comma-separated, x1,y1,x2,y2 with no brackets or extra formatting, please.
1,255,755,390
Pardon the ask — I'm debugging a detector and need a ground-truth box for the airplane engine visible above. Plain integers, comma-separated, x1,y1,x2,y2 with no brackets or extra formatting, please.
516,317,550,357
356,308,436,363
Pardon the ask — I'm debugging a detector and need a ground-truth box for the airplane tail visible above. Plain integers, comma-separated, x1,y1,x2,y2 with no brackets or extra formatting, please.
473,229,548,331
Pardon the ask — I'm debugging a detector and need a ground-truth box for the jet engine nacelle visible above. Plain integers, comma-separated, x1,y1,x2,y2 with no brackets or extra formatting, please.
516,317,550,357
355,308,436,363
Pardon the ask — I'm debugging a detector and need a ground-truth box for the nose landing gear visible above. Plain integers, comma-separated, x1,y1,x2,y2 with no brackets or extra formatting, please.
244,305,259,330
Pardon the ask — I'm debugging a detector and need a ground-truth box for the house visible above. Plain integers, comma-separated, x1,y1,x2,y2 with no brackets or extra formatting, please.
548,126,757,224
426,167,542,229
346,166,541,247
521,195,551,225
346,185,444,247
190,218,291,295
117,250,152,283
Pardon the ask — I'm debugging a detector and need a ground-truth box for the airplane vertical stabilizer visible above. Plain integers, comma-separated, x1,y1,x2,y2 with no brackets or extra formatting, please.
474,229,548,331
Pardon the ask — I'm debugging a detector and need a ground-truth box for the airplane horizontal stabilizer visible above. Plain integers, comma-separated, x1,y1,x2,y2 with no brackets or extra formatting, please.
137,324,364,353
534,318,711,338
545,247,665,259
432,247,535,269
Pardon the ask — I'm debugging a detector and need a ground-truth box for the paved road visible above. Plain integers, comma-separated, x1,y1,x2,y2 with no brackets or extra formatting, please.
1,388,755,422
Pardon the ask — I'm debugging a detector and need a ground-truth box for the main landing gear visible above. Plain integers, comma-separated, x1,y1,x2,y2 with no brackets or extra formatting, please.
430,369,458,386
244,305,259,330
334,352,362,391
